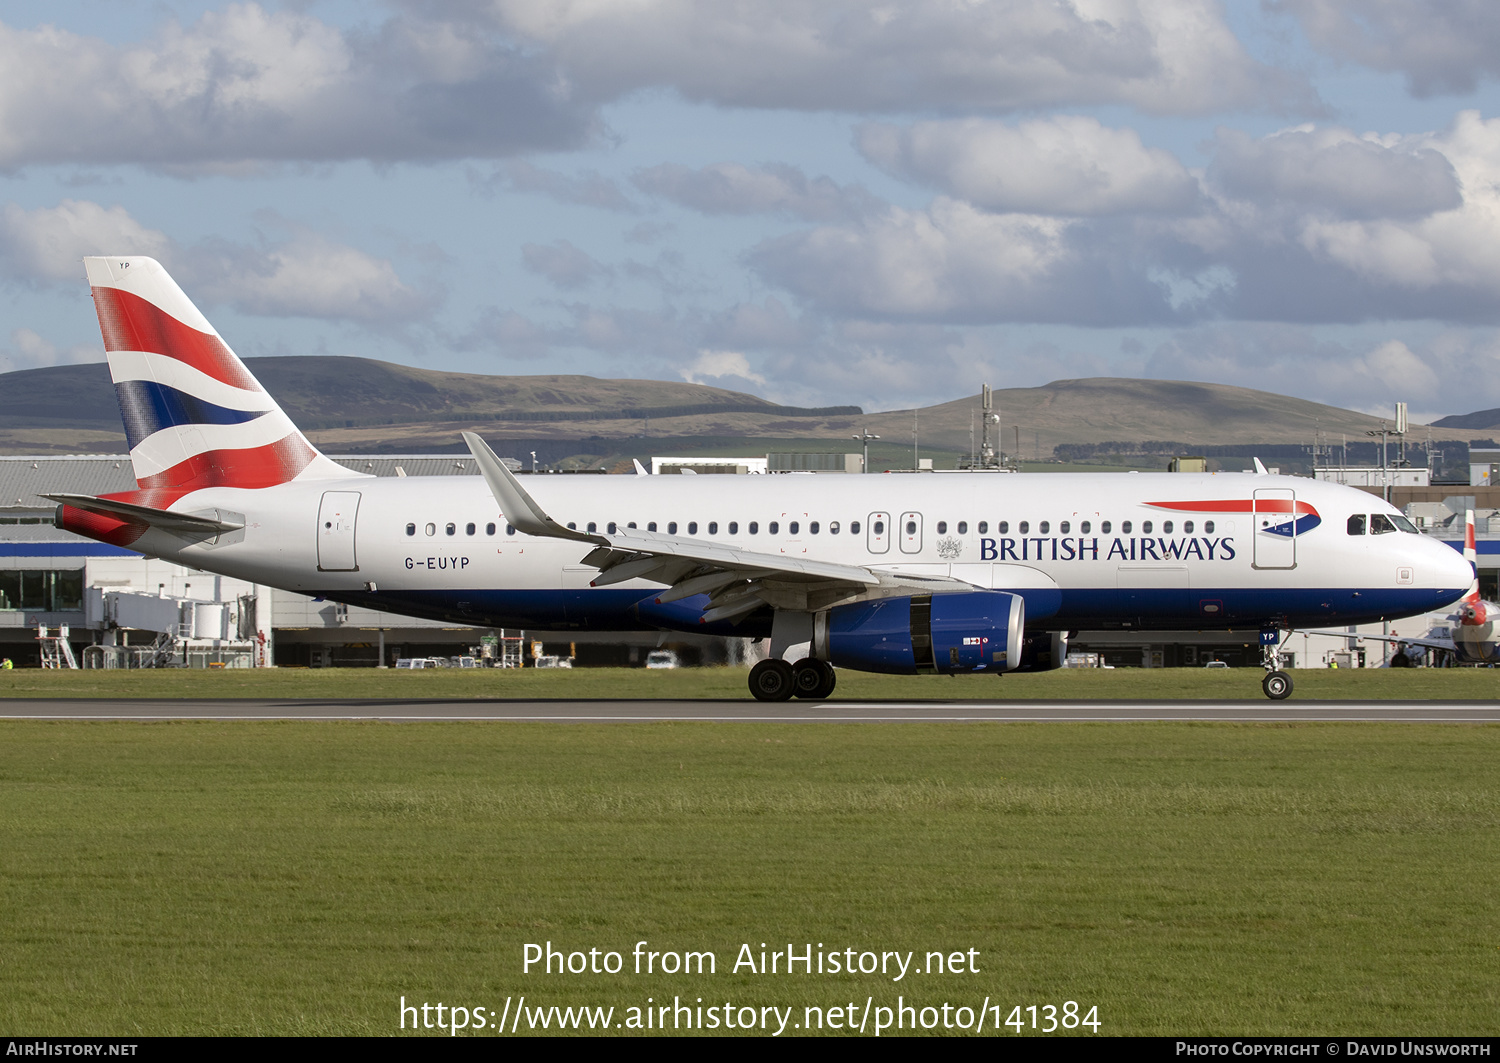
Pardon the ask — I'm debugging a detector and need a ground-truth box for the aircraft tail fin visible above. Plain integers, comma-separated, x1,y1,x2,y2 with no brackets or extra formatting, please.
84,256,350,499
1465,509,1480,600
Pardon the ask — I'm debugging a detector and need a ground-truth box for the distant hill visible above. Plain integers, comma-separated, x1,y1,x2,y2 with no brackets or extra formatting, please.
0,356,860,454
1432,408,1500,430
858,377,1486,457
0,357,1489,459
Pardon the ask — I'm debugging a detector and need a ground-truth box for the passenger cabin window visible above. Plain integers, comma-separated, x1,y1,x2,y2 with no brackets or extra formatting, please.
1143,521,1152,534
1122,521,1131,534
1060,521,1070,534
810,522,819,534
977,521,987,534
668,522,678,534
1370,514,1397,535
1039,521,1049,534
872,520,883,535
1163,521,1173,534
466,523,476,535
608,522,618,534
936,521,947,534
708,522,718,534
1080,521,1090,534
648,522,657,532
1205,521,1214,534
628,522,637,529
587,522,597,533
1184,521,1193,534
829,521,839,534
1018,521,1029,534
749,522,759,534
688,522,697,534
957,521,967,534
487,523,497,535
790,521,800,535
729,522,739,534
506,524,515,536
446,522,456,536
406,523,416,536
425,523,436,536
1101,521,1111,534
850,521,860,534
770,521,780,534
997,521,1008,534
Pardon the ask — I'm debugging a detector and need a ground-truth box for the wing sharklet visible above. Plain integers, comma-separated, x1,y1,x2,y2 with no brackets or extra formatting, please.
463,432,604,546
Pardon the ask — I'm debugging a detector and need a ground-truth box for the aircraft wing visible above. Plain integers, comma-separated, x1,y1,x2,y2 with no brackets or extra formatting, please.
464,433,973,621
1299,629,1454,652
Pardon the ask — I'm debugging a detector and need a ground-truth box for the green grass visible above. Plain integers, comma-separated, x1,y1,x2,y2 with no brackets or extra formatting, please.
1,721,1497,1035
1,664,1497,701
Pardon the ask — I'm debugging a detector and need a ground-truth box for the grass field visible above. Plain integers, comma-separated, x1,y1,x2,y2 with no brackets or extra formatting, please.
1,664,1497,701
1,718,1497,1036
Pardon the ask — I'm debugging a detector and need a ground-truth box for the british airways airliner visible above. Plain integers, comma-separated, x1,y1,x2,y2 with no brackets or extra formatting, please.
51,258,1474,700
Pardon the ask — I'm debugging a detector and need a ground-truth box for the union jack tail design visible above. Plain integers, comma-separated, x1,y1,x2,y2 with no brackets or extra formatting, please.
85,256,348,504
1457,509,1487,624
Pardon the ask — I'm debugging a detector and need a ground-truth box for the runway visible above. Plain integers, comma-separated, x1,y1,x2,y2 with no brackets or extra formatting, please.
1,698,1498,722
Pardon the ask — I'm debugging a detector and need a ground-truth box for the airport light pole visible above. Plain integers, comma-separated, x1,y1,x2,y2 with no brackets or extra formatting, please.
853,430,880,474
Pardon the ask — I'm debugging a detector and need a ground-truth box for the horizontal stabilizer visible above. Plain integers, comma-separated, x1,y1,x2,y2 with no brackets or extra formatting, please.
45,493,244,535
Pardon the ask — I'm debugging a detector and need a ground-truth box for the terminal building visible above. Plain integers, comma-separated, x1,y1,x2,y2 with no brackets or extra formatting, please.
2,455,1493,670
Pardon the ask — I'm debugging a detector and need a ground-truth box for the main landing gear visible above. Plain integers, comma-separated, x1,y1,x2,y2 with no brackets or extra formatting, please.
748,658,837,702
1260,627,1293,700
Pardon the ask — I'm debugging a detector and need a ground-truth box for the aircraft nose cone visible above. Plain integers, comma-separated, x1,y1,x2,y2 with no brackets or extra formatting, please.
1434,541,1475,601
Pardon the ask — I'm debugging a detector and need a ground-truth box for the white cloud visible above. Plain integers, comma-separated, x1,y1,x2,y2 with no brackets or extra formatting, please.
0,5,592,169
751,197,1171,325
633,163,878,221
751,112,1500,327
681,349,766,390
520,239,610,289
0,201,171,283
0,198,435,324
1273,0,1500,97
189,232,437,323
0,328,102,374
478,161,636,211
1208,126,1461,219
473,0,1303,114
859,116,1199,216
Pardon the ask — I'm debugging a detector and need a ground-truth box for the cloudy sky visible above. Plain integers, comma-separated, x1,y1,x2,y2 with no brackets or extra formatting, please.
4,1,1500,423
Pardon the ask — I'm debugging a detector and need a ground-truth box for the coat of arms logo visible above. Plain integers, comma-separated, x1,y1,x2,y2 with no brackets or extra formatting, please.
936,536,963,560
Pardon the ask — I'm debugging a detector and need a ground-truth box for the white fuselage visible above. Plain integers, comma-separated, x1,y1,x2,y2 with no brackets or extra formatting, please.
119,469,1474,637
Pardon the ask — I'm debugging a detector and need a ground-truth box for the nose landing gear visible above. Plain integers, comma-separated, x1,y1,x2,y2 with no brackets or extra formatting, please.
1260,627,1293,700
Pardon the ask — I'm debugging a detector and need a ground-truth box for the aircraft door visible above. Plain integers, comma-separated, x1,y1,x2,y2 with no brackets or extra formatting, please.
1253,488,1296,569
867,512,891,554
317,491,361,571
899,511,923,554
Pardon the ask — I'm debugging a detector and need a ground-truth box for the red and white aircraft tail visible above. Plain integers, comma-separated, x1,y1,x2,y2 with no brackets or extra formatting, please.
1457,508,1487,625
84,256,348,503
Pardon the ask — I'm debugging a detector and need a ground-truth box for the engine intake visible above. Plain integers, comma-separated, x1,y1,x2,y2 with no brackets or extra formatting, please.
814,591,1024,674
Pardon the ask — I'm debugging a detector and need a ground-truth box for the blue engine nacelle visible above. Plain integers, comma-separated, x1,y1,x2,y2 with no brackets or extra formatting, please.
814,591,1024,674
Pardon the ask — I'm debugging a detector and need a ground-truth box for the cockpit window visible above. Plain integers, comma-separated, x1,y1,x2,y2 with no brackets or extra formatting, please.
1347,514,1366,535
1369,513,1397,535
1390,514,1419,534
